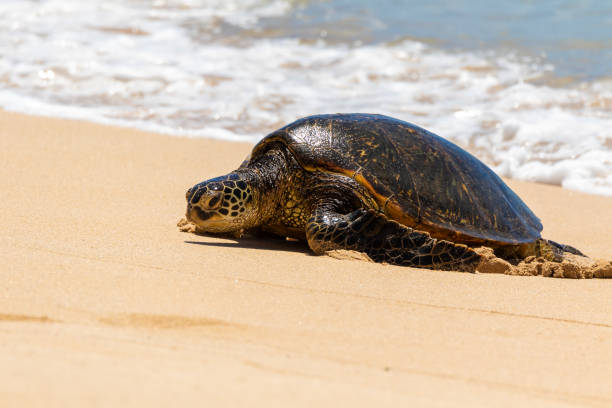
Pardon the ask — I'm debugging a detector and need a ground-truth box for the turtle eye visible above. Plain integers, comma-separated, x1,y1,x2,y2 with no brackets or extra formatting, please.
204,190,224,210
208,195,220,208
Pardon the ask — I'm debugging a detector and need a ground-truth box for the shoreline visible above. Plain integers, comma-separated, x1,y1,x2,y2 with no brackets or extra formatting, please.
1,110,611,407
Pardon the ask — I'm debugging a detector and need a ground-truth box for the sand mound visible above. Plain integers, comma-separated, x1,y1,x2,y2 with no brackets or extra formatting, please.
475,247,612,278
177,217,198,233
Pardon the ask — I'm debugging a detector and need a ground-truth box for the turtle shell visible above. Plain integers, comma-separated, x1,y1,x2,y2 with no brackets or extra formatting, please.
251,113,542,246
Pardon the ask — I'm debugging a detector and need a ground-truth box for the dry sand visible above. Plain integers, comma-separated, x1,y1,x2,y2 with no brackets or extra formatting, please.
1,110,611,407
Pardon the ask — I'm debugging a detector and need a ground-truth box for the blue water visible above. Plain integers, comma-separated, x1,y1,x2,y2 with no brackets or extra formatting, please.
256,0,612,81
186,0,610,84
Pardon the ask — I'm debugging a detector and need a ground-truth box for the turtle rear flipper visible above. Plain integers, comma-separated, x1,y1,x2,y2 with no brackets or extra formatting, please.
546,240,586,257
306,208,481,272
495,238,587,261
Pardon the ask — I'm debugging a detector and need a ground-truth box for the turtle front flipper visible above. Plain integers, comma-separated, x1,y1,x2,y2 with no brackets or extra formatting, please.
306,208,481,272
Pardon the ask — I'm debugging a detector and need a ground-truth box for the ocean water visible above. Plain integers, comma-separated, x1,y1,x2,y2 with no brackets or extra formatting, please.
1,0,611,196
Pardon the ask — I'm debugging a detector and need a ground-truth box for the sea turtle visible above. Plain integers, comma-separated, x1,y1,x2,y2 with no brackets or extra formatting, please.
184,113,581,272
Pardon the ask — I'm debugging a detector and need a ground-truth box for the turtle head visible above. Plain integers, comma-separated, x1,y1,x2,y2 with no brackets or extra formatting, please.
185,173,257,233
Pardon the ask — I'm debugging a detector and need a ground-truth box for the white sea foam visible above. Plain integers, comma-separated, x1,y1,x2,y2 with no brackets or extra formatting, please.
0,0,611,196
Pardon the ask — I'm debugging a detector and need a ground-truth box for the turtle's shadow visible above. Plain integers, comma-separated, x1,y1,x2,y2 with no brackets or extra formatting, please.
184,236,311,255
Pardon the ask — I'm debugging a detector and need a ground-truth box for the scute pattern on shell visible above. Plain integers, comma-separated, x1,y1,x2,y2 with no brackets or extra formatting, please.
251,113,542,246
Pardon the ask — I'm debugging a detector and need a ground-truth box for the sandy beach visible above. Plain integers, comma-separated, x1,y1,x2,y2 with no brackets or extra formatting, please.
1,110,611,407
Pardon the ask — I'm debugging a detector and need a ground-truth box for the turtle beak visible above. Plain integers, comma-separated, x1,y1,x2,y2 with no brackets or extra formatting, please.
187,205,213,222
186,202,222,225
185,186,224,227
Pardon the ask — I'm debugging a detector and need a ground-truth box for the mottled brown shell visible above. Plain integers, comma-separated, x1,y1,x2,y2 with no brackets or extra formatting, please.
251,113,542,246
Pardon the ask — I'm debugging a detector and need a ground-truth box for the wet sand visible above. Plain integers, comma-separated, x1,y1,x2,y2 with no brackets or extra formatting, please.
1,111,611,407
